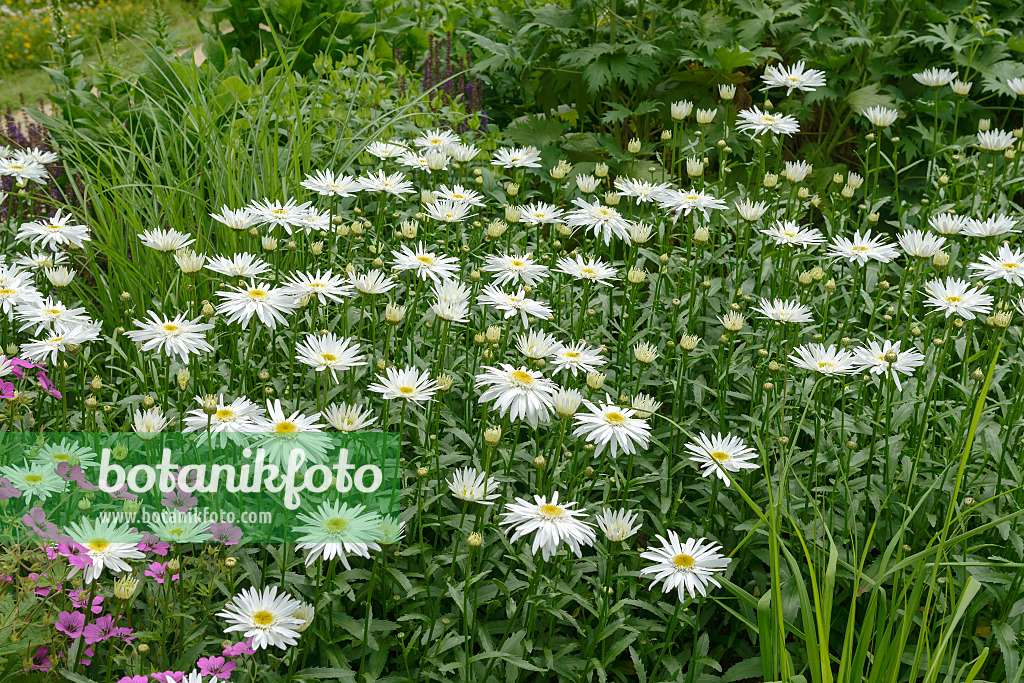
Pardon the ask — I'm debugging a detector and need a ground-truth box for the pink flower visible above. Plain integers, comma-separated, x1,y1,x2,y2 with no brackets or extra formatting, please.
83,614,116,644
69,589,104,614
59,542,94,570
161,486,198,512
117,676,150,683
151,672,185,683
22,507,60,540
30,646,50,672
144,561,179,584
0,476,21,500
55,462,97,490
35,370,61,398
209,522,242,546
27,572,58,597
79,646,94,666
9,357,43,379
55,611,86,639
0,380,14,399
197,655,236,679
222,638,256,657
139,532,171,556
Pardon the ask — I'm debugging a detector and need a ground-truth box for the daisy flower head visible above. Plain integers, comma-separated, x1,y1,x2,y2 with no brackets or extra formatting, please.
968,245,1024,286
247,198,313,234
0,265,41,318
500,491,596,561
977,130,1015,152
124,312,214,362
206,253,270,278
343,271,394,298
365,140,407,159
656,188,728,221
0,156,47,184
149,515,214,544
477,285,553,327
217,586,304,651
913,67,957,87
297,540,380,569
20,323,101,363
736,106,800,137
132,407,169,439
436,183,486,207
174,248,206,274
251,400,328,465
922,277,993,320
357,170,415,196
368,365,438,404
573,395,651,458
640,532,731,601
16,210,91,250
684,432,759,485
782,160,813,183
422,199,474,224
761,60,826,94
853,339,925,391
862,106,899,128
516,329,559,360
735,199,769,221
282,270,353,304
15,251,67,271
412,127,460,152
929,212,967,236
788,343,858,376
0,461,66,502
519,201,565,224
963,215,1020,238
555,254,617,286
753,298,814,324
595,508,641,542
45,266,75,288
300,169,359,197
392,242,461,283
827,230,900,264
17,147,58,165
613,177,671,203
482,252,549,287
210,207,259,231
216,281,298,329
474,364,557,427
16,296,92,335
548,340,606,377
183,394,264,435
761,220,824,247
34,439,99,469
321,402,376,432
897,229,946,258
491,146,543,169
63,518,144,584
294,501,383,546
448,467,502,505
430,278,472,323
564,197,631,244
450,142,481,162
295,332,366,380
139,228,195,253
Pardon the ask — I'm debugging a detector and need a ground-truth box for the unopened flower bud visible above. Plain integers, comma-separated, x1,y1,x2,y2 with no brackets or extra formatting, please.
467,532,482,548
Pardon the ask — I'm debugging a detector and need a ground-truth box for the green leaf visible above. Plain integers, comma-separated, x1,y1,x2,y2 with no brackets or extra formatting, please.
846,83,896,115
714,45,758,70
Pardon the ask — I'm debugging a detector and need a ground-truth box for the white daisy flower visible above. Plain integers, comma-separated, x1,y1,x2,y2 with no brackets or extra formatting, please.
753,298,814,324
491,146,543,168
913,67,957,87
968,245,1024,285
295,332,366,380
16,209,91,250
760,220,824,247
16,297,92,335
563,197,631,245
548,341,606,377
862,106,898,127
827,230,900,264
640,532,731,600
595,508,641,542
481,252,549,286
132,407,169,439
447,467,502,505
349,269,398,296
761,60,826,93
656,188,728,221
321,402,376,432
572,395,651,458
124,312,214,362
436,183,486,207
300,169,359,197
248,198,314,234
736,106,800,137
20,323,101,363
357,170,415,196
500,491,596,561
215,281,298,329
929,213,968,236
897,229,946,258
475,364,557,427
63,518,144,584
392,242,461,283
478,285,553,327
555,254,617,286
963,215,1020,238
516,329,559,359
613,177,671,203
217,586,304,651
367,365,438,403
922,277,993,320
206,253,271,278
210,207,259,231
183,394,264,434
365,140,407,159
0,460,66,502
853,339,925,391
139,228,195,252
422,199,474,224
789,343,859,377
282,270,353,304
297,541,381,569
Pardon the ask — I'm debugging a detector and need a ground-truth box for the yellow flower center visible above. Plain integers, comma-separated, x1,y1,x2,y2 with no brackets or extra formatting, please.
325,517,348,533
253,610,274,626
511,370,534,385
673,553,696,569
399,386,415,395
945,296,962,303
852,245,869,252
580,267,596,276
275,421,297,433
52,453,69,461
169,528,184,538
539,504,564,518
215,408,235,420
24,474,42,483
417,255,434,265
321,353,338,363
271,209,287,215
1003,263,1019,269
605,411,626,424
248,289,267,299
87,539,110,552
162,324,179,333
564,351,581,360
818,361,834,370
0,289,13,296
46,308,62,315
710,451,730,462
510,260,525,268
46,224,61,231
